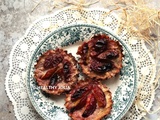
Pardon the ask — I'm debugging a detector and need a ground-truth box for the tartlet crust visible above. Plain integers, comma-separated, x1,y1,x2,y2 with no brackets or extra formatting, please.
77,34,123,80
65,80,113,120
34,48,79,95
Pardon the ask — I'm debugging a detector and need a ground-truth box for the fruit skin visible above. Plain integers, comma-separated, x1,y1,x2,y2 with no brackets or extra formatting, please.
71,87,89,101
49,74,58,87
71,84,93,101
41,68,56,79
70,95,88,113
94,39,107,52
97,50,119,60
92,84,106,107
90,59,113,73
43,54,63,69
82,94,97,118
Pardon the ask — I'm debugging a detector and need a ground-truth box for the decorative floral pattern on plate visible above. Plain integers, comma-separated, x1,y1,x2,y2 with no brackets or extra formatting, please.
27,24,138,120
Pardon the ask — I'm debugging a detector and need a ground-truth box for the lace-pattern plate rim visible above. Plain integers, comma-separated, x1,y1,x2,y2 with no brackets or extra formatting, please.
27,24,138,120
5,7,156,120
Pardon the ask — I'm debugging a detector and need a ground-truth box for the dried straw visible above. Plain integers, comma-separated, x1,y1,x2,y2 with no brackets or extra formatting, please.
29,0,160,118
101,0,160,43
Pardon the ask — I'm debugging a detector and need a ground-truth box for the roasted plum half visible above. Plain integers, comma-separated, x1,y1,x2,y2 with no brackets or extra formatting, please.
77,34,123,80
34,48,79,95
65,80,113,120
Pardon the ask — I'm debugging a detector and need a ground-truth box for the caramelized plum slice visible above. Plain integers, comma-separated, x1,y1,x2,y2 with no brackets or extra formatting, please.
82,43,89,54
77,42,89,62
90,60,113,73
97,50,119,60
82,94,97,118
63,62,70,74
97,62,113,73
44,54,63,69
71,88,87,101
41,68,56,79
70,96,87,113
63,61,71,81
90,39,107,57
71,85,92,101
49,74,59,87
107,50,119,59
94,39,107,51
92,85,106,107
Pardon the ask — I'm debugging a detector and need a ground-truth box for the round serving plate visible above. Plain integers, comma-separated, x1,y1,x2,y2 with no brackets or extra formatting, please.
26,24,138,120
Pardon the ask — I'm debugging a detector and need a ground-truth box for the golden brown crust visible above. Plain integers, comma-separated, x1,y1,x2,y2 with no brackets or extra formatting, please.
77,34,123,80
65,80,113,120
34,48,79,95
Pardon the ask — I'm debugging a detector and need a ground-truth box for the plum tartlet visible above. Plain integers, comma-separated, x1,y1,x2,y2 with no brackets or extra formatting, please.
77,34,123,80
34,48,79,95
65,80,113,120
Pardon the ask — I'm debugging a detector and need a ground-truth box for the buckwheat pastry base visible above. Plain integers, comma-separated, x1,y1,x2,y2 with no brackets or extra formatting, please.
34,48,79,95
77,34,123,80
65,80,113,120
